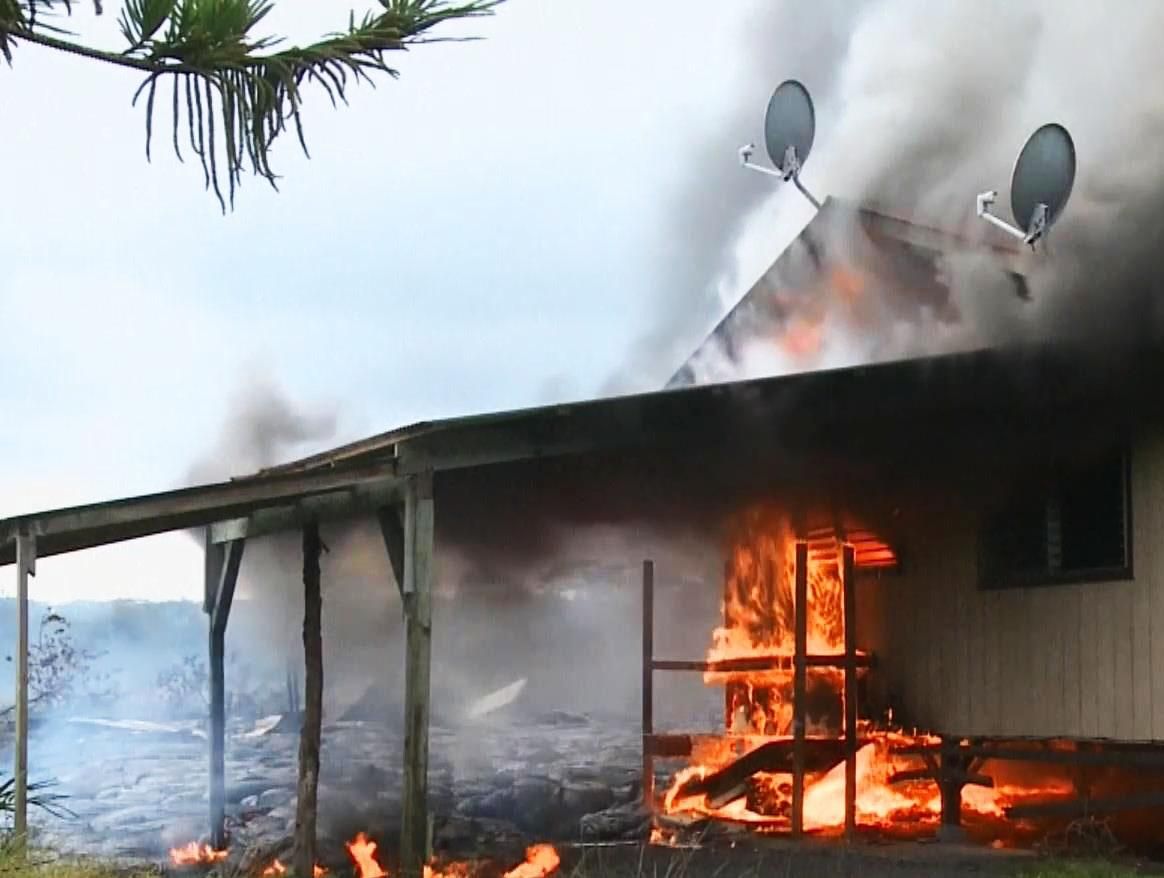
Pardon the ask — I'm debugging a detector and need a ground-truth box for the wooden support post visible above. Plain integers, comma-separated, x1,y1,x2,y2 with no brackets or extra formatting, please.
791,540,808,839
937,735,967,842
293,522,324,878
401,473,435,878
842,543,858,841
641,560,655,810
13,534,35,848
207,535,245,850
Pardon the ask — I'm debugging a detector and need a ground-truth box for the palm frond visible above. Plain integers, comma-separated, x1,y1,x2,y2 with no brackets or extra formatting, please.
0,775,77,821
0,0,504,209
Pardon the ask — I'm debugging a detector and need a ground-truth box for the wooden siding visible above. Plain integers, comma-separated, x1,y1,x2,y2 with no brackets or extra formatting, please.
860,430,1164,741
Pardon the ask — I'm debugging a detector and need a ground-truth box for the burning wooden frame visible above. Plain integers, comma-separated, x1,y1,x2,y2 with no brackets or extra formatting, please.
641,534,865,839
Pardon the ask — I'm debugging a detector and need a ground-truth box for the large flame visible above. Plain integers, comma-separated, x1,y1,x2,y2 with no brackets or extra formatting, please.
661,506,1072,837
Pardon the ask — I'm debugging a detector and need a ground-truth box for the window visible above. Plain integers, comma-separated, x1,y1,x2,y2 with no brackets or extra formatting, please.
979,448,1131,588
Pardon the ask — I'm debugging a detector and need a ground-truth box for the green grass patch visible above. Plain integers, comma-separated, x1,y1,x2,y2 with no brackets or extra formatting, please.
1016,859,1148,878
0,841,160,878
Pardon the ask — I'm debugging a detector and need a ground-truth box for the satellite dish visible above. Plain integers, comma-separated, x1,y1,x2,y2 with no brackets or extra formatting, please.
1010,123,1076,234
764,79,816,179
738,78,822,210
975,122,1076,249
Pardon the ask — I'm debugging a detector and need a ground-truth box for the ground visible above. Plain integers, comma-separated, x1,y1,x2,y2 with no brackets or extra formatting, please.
557,841,1158,878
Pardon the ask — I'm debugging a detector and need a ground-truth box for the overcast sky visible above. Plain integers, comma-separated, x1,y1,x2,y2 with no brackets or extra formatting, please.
0,0,788,603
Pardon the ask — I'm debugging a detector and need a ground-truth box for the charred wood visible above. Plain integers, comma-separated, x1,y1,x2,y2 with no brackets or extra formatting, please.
672,738,853,804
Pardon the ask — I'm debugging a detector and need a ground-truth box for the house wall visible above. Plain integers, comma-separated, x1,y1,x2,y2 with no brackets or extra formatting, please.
857,427,1164,742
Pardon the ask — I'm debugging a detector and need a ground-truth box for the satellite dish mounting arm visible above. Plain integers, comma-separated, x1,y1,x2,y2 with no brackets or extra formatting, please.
976,190,1049,248
739,142,822,210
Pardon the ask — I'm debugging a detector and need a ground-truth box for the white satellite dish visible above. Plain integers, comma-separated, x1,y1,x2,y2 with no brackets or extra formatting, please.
976,123,1076,249
738,79,822,210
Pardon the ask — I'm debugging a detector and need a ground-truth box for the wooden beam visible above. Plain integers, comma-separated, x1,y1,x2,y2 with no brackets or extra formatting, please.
1005,790,1164,820
652,654,875,673
891,742,1164,767
643,734,693,759
889,768,993,788
395,423,596,476
791,540,808,839
13,534,35,848
207,538,244,849
377,505,406,598
400,472,434,878
209,479,404,545
842,543,857,841
0,466,399,566
642,560,654,810
938,736,967,839
293,522,324,878
203,533,224,614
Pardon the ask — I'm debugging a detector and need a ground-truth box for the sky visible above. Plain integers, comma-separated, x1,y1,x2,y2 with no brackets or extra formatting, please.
0,0,787,603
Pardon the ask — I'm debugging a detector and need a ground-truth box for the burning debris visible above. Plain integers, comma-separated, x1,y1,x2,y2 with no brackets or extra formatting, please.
652,504,1075,841
165,831,562,878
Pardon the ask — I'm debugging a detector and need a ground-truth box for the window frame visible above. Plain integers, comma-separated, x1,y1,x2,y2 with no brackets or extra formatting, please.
978,446,1133,590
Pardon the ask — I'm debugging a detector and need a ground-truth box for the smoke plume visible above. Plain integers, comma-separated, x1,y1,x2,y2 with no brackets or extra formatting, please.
622,0,1164,389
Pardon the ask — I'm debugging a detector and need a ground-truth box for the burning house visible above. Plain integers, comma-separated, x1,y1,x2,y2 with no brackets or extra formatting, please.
2,201,1164,872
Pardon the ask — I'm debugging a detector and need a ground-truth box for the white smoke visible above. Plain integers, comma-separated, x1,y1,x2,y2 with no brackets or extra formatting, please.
641,0,1164,388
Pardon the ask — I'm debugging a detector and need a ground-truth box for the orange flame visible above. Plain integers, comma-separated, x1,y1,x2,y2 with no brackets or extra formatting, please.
347,833,388,878
661,506,1073,838
169,842,228,866
501,845,560,878
262,859,326,878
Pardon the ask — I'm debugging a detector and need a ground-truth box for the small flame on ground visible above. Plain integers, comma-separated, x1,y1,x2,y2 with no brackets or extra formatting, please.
347,833,387,878
169,842,228,865
262,859,326,878
345,833,556,878
500,845,560,878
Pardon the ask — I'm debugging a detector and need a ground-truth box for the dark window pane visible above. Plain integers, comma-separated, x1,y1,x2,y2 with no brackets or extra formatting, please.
980,449,1128,587
1060,453,1126,571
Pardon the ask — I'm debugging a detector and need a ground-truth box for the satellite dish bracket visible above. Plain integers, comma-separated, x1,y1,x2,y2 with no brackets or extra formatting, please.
976,189,1049,249
739,142,822,210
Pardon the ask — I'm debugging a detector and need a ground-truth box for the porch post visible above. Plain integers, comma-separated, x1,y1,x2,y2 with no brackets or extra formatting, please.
842,543,858,840
293,521,324,878
791,540,808,838
206,535,245,849
400,472,435,878
641,560,655,809
13,534,35,847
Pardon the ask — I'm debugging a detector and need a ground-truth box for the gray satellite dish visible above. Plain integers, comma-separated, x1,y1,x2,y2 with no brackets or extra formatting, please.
764,79,816,180
976,122,1076,249
1011,123,1076,234
738,78,822,209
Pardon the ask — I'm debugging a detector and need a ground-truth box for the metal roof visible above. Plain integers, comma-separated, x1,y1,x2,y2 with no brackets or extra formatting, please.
2,340,1161,568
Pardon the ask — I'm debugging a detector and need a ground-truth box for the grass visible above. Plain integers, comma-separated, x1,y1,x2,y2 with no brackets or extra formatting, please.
0,839,159,878
1016,860,1151,877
